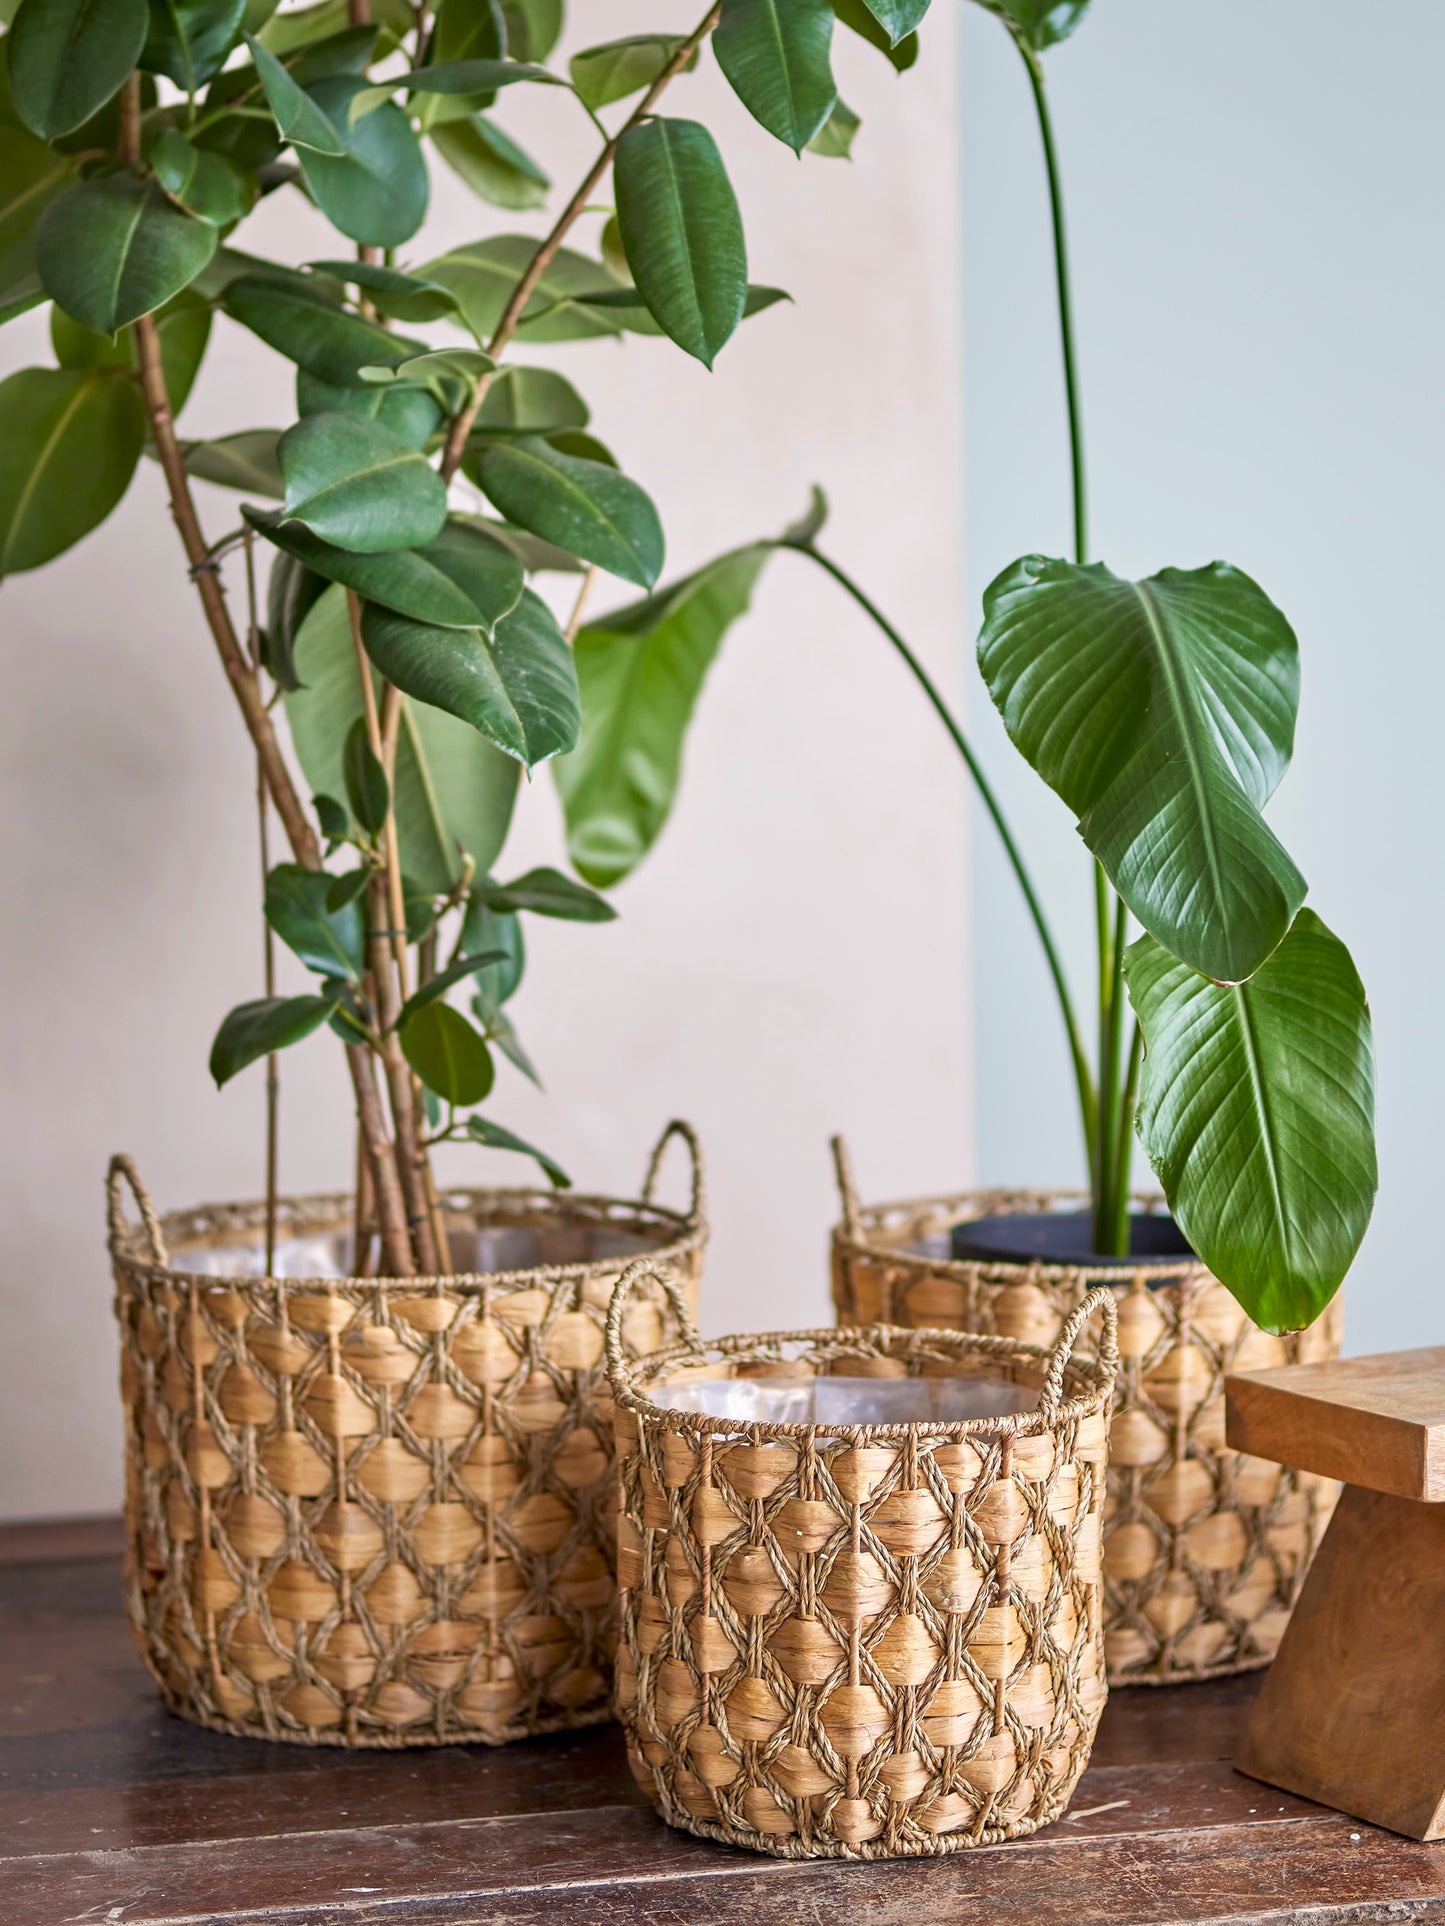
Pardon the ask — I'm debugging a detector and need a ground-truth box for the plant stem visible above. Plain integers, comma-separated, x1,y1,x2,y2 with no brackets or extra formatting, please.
1113,1016,1143,1252
565,565,600,643
784,539,1098,1168
1094,892,1128,1252
438,3,722,482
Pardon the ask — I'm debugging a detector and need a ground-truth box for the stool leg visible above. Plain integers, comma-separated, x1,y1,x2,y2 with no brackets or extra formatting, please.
1237,1483,1445,1840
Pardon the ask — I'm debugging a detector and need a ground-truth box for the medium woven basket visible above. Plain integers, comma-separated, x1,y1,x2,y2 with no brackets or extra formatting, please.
108,1122,706,1748
828,1141,1341,1685
607,1261,1120,1859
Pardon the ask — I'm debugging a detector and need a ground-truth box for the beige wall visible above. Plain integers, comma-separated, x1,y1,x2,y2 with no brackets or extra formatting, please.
0,10,967,1518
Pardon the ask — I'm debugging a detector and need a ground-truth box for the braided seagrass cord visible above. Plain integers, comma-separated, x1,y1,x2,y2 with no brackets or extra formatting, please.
608,1263,1119,1859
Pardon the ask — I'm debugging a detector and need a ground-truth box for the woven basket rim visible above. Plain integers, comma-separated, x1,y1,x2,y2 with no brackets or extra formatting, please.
832,1183,1212,1287
110,1181,705,1294
613,1320,1114,1443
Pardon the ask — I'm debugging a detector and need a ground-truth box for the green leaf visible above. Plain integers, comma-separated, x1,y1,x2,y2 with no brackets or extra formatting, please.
264,859,367,976
295,76,429,248
0,127,75,317
265,546,326,689
285,583,519,892
52,286,211,414
614,118,746,370
429,114,549,211
465,1114,569,1187
8,0,148,139
431,0,504,63
242,29,348,153
782,482,829,546
481,865,616,922
297,367,442,448
423,233,622,344
210,987,343,1086
472,993,539,1087
400,999,494,1104
223,272,422,385
37,174,217,332
459,889,523,1003
856,0,929,41
0,366,145,578
304,258,461,322
149,126,253,226
141,0,247,89
473,363,587,434
555,544,770,886
471,434,663,588
564,280,788,339
312,790,350,843
352,56,556,121
357,346,490,395
362,585,579,768
342,717,389,833
807,97,859,158
325,865,371,909
247,509,525,632
1125,911,1377,1332
978,556,1307,985
395,946,510,1026
568,34,695,110
831,0,918,69
182,427,284,494
499,0,560,62
970,0,1089,52
714,0,836,154
278,410,448,553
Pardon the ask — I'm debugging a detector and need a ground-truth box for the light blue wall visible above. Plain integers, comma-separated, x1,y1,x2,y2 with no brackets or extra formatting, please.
960,1,1444,1353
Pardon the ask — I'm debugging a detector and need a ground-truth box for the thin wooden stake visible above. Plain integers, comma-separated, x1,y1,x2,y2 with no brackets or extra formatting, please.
243,531,280,1274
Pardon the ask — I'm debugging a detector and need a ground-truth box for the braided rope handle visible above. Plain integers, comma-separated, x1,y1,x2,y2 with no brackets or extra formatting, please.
1040,1285,1119,1414
829,1134,864,1241
106,1154,168,1266
640,1119,706,1229
604,1257,706,1396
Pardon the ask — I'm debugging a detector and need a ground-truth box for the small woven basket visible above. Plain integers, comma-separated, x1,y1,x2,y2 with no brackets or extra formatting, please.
108,1122,706,1748
828,1141,1341,1686
607,1262,1120,1860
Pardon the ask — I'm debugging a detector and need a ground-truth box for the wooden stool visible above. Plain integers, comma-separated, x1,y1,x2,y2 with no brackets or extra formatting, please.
1226,1346,1445,1840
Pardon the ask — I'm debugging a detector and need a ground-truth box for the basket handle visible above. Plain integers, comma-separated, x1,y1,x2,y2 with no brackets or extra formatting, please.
830,1134,863,1241
604,1257,705,1395
106,1155,168,1266
1040,1286,1119,1414
640,1119,706,1229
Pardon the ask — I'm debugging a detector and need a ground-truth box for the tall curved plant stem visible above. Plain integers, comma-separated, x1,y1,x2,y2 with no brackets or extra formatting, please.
783,539,1098,1161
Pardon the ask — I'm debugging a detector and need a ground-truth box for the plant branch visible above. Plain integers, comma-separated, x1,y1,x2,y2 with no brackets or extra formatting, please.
438,2,723,482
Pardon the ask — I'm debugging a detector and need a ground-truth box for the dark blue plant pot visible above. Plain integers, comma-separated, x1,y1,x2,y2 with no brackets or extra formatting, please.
949,1210,1196,1270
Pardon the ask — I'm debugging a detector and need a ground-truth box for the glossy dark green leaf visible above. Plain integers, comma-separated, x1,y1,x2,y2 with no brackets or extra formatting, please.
856,0,929,41
472,364,588,434
352,56,556,121
242,29,348,152
264,859,367,976
472,434,663,588
400,999,494,1104
8,0,147,139
429,114,549,211
305,258,460,322
325,865,371,910
52,286,211,413
149,127,253,226
614,118,745,369
224,273,422,385
247,509,525,632
141,0,246,89
978,555,1306,984
477,519,586,575
544,428,614,467
264,546,326,689
807,97,859,157
714,0,836,154
481,866,616,922
831,0,917,69
0,367,145,578
499,0,560,62
285,583,520,892
472,994,539,1087
209,986,343,1086
555,543,770,886
312,790,350,843
431,0,504,63
971,0,1089,52
278,410,448,553
395,946,510,1026
566,280,788,339
297,368,442,448
423,233,621,344
465,1114,569,1187
459,889,524,1004
0,126,74,317
361,585,579,768
1126,911,1377,1331
296,76,429,248
342,717,389,833
36,174,217,332
568,34,694,110
183,428,284,494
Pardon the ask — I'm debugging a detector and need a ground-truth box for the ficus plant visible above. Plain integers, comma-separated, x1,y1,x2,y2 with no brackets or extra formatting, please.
0,0,913,1278
782,0,1379,1333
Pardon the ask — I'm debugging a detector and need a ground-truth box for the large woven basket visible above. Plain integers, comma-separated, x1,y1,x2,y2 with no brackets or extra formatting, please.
108,1122,706,1747
607,1261,1120,1859
828,1142,1341,1686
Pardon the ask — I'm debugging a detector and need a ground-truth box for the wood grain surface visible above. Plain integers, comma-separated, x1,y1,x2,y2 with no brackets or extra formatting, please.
3,1519,1443,1925
1226,1348,1445,1500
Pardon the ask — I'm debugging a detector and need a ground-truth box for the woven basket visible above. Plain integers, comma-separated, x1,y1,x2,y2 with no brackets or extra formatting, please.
828,1141,1341,1686
108,1122,706,1747
607,1261,1120,1859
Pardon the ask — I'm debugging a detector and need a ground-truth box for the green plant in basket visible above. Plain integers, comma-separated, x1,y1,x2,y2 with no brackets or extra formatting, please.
0,0,903,1276
780,0,1377,1333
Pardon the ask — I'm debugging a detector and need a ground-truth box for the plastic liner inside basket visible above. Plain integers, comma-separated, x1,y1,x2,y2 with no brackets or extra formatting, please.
649,1374,1037,1425
175,1223,656,1280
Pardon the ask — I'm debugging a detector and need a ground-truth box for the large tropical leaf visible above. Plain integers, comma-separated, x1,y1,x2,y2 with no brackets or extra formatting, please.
970,0,1089,51
428,115,549,211
361,586,579,768
284,583,519,893
243,29,349,152
36,174,217,332
422,233,622,344
141,0,247,90
296,368,442,449
854,0,930,40
569,34,695,111
1125,912,1376,1332
248,510,525,632
7,0,148,139
277,410,448,552
0,367,145,578
555,543,770,886
0,127,75,319
295,76,429,247
978,555,1306,984
223,274,423,385
830,0,918,69
613,118,746,370
714,0,836,154
470,434,663,588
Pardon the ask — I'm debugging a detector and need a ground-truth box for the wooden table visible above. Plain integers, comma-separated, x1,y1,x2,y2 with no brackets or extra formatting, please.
5,1518,1445,1925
